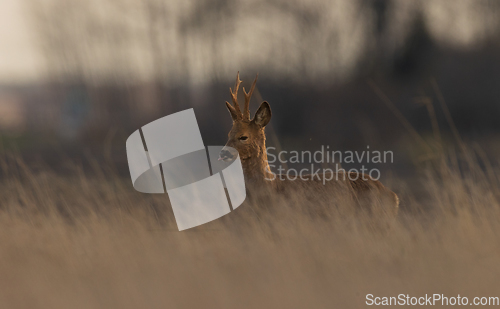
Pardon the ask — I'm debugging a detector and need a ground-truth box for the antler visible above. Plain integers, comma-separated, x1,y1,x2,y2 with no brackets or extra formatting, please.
226,72,242,119
226,72,258,121
243,74,258,120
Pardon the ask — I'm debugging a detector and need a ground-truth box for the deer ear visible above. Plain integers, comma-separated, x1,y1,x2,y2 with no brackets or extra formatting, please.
226,101,239,121
253,101,272,127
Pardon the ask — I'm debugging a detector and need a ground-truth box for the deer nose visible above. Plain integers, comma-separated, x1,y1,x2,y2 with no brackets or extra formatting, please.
218,149,234,161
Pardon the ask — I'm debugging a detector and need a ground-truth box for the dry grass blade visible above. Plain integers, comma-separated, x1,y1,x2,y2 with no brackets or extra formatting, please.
0,151,498,308
367,79,433,155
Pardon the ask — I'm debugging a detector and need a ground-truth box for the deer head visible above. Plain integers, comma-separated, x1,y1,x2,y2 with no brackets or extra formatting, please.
219,72,273,183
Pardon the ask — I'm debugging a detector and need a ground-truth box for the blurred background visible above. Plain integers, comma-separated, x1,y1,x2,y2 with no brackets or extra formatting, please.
1,0,500,178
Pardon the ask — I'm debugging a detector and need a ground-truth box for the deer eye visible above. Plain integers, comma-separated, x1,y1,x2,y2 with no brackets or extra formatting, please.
239,136,248,141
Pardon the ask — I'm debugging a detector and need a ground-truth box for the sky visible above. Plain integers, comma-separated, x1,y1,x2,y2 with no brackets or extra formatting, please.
0,0,43,84
0,0,496,85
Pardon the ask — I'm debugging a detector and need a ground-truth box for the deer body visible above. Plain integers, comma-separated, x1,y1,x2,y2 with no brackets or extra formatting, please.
220,73,399,215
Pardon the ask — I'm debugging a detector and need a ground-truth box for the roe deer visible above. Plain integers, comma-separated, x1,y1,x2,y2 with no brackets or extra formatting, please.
219,72,399,215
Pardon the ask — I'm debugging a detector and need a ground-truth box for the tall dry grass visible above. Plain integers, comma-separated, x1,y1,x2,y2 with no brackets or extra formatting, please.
0,148,499,309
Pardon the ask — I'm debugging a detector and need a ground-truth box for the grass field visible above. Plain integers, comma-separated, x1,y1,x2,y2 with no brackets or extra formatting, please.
0,148,499,309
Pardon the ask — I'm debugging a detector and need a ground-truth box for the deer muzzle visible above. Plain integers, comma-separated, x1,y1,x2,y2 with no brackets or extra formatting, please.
219,147,238,162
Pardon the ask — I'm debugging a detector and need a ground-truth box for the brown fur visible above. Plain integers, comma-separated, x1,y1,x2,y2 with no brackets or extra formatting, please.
221,72,399,215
